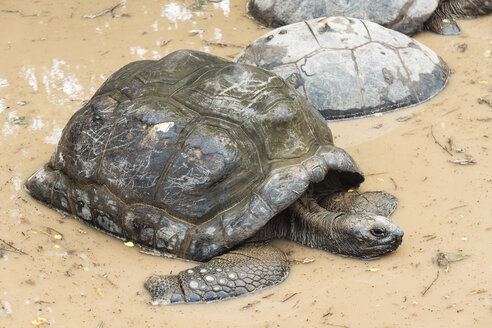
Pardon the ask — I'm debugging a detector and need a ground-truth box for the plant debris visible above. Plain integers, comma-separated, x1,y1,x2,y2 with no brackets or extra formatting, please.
31,317,49,326
282,292,298,302
82,1,127,19
290,257,315,264
421,270,440,296
366,267,380,272
160,40,172,47
422,233,437,241
430,125,453,156
449,157,476,165
202,39,244,48
0,237,28,255
396,115,412,122
241,300,260,310
469,289,487,295
477,95,492,107
188,29,204,36
437,251,471,272
6,116,28,125
455,42,468,52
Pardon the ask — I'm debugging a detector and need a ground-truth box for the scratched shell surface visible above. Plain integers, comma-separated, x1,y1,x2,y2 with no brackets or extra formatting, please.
24,50,364,262
234,17,449,120
247,0,439,35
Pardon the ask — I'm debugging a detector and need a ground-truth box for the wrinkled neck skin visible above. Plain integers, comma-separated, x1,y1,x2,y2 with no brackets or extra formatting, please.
251,203,364,257
252,188,403,259
288,205,357,256
437,0,492,18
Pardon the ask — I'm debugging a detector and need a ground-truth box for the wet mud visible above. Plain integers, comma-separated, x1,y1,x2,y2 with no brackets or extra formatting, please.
0,1,490,327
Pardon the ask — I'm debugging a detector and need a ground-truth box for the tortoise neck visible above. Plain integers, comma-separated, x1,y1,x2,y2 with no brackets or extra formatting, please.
250,197,345,254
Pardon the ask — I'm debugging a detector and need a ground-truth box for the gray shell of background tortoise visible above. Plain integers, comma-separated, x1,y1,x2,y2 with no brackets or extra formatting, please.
234,16,449,120
25,49,364,262
248,0,439,35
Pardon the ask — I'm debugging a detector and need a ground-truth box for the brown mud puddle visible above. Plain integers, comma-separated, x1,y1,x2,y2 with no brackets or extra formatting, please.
0,1,491,327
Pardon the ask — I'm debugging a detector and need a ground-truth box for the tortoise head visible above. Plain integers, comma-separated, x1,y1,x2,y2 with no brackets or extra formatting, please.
329,213,403,258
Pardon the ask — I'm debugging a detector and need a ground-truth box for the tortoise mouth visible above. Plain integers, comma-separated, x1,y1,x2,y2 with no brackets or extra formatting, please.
361,244,398,257
358,234,403,258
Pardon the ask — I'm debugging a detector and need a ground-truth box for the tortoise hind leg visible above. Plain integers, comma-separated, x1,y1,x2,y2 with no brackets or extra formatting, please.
318,191,398,218
145,244,289,304
424,0,492,35
424,13,461,35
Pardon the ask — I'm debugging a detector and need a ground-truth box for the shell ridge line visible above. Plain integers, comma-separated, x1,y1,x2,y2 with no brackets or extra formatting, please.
359,19,372,41
292,63,309,97
169,64,227,98
351,49,367,109
151,117,201,204
95,100,131,181
395,48,421,102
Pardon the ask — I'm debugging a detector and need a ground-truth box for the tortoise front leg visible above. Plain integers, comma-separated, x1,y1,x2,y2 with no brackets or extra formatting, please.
145,244,289,304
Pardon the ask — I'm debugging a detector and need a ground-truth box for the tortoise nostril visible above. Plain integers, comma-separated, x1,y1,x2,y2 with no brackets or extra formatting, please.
370,227,386,238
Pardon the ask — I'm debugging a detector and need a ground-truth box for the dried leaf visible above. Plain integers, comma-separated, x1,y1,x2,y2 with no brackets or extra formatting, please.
446,253,470,262
291,257,315,264
367,267,380,272
32,317,48,326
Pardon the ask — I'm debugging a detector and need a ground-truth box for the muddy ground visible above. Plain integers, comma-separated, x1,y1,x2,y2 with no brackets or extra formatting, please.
0,1,490,327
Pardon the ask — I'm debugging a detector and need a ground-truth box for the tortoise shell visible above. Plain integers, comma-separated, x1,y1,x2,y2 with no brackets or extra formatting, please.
248,0,439,35
235,17,449,120
25,50,363,261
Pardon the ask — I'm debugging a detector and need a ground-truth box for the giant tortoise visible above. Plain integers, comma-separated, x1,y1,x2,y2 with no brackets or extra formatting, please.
25,50,403,304
248,0,492,35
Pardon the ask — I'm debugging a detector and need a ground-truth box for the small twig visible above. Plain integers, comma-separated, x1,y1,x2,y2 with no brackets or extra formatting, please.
0,238,28,255
449,204,467,210
323,323,349,328
241,300,260,310
422,270,440,296
82,1,123,19
390,177,398,190
201,40,244,49
97,321,104,328
282,292,298,302
365,172,388,177
430,126,453,156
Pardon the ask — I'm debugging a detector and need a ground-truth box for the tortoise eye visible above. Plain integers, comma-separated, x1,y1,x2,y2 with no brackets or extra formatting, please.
370,227,386,238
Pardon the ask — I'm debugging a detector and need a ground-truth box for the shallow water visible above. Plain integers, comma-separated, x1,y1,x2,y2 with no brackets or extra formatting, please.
0,1,490,327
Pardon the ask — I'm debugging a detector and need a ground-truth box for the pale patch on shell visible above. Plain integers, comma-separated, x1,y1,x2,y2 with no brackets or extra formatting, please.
154,121,175,133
